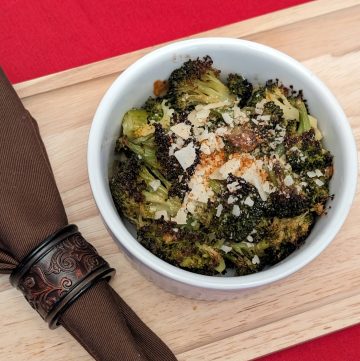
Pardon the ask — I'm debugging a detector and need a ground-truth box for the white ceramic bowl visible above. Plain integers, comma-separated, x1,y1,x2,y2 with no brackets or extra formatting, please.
88,38,357,300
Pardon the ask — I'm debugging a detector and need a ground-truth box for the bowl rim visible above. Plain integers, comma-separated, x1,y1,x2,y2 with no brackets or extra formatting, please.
88,37,357,290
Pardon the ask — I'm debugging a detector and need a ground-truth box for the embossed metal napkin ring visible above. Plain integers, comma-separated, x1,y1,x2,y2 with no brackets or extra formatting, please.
10,224,115,329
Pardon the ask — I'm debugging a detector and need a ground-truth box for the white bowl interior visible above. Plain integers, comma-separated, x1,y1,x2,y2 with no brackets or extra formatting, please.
88,38,357,291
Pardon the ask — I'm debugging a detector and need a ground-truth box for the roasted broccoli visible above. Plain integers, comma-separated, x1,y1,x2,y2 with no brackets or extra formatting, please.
143,97,173,129
247,86,266,107
167,56,236,110
143,96,163,122
138,220,225,274
227,73,253,107
110,155,181,227
110,55,334,276
225,212,313,275
285,129,333,173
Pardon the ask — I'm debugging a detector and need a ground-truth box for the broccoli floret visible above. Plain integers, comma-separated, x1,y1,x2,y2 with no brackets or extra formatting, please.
285,129,333,173
119,107,182,174
213,177,267,241
247,87,266,107
143,97,173,129
110,155,181,227
227,73,253,107
122,109,155,141
265,82,300,121
267,190,310,218
138,220,225,274
226,212,313,275
143,97,163,122
167,56,235,110
118,108,161,169
262,101,284,125
260,212,313,264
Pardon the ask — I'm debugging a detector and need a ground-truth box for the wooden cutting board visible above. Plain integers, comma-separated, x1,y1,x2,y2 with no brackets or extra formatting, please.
1,1,360,360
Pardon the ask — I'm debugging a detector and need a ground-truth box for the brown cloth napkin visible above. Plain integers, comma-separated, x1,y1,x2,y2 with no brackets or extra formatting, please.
0,69,177,361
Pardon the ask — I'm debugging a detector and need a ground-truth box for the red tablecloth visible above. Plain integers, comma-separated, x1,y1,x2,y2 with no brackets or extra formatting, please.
1,1,359,360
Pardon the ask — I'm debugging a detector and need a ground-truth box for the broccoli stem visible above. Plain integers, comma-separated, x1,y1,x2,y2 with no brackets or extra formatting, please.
296,100,311,134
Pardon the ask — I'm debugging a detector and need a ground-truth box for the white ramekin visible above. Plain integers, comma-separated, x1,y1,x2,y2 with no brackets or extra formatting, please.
88,38,357,300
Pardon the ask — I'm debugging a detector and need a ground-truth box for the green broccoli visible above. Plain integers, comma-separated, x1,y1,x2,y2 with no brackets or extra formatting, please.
143,97,163,122
265,82,300,121
110,58,334,277
285,129,333,173
143,97,173,129
138,220,225,274
225,212,313,275
262,101,284,125
110,155,181,227
247,86,266,107
167,56,236,110
227,73,253,107
296,99,311,134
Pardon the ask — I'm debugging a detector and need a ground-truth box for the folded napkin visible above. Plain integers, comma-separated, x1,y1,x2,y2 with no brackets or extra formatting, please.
0,69,177,361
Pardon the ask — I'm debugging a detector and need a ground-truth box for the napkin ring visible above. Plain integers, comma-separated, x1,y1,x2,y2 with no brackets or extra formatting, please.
10,224,115,329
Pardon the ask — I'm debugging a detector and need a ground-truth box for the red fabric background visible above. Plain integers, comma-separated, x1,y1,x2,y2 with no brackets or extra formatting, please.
2,0,309,83
1,0,359,360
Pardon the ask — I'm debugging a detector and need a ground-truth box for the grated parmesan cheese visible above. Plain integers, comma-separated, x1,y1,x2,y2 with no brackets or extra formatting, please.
227,181,239,193
216,204,223,217
200,143,211,155
149,179,161,191
209,158,240,180
232,205,241,217
154,210,169,221
244,196,254,207
220,245,232,253
307,171,317,178
284,175,294,187
222,112,234,127
314,179,324,187
170,123,191,140
228,195,238,204
174,142,196,170
172,208,188,224
252,255,260,265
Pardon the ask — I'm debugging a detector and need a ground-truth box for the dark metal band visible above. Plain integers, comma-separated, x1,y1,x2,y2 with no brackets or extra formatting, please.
10,224,115,329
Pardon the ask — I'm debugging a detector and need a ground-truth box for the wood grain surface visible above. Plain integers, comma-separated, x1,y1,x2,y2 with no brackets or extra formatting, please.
1,1,360,360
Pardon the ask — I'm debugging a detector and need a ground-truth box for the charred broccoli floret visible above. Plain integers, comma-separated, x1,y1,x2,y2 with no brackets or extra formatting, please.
213,177,267,241
138,220,225,274
143,96,163,122
227,73,253,107
167,56,235,110
247,86,266,107
267,190,310,218
154,124,184,181
226,212,313,275
265,82,300,121
285,129,333,173
262,101,284,125
110,155,181,227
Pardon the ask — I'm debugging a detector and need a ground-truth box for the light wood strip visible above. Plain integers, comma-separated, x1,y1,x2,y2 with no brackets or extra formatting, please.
177,293,360,360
